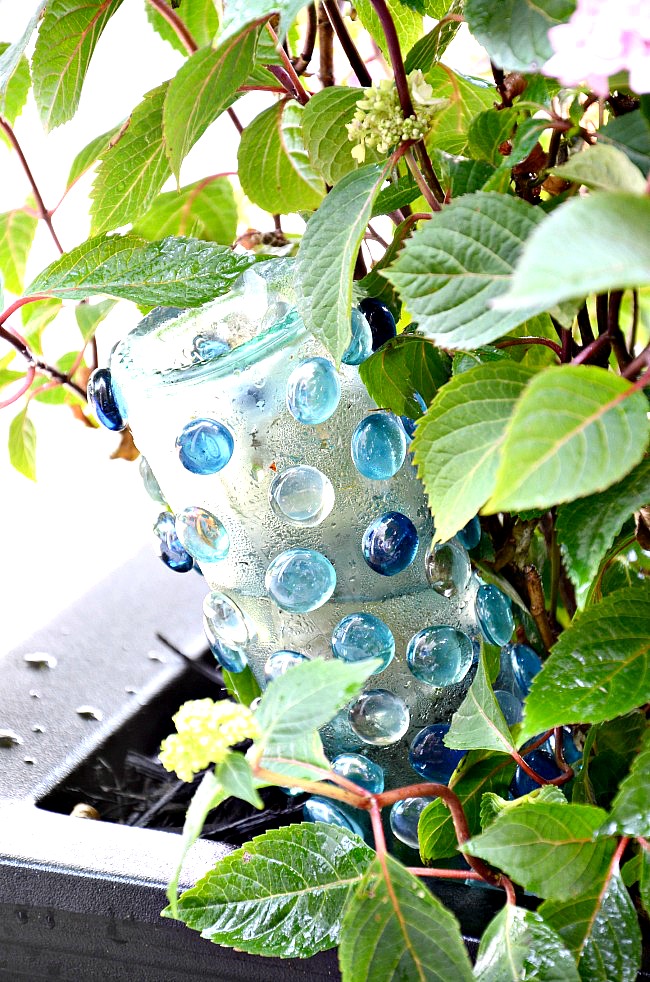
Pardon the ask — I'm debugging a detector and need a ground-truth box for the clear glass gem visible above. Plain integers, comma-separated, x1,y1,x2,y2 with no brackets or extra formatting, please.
348,689,410,746
286,357,341,425
153,511,193,572
176,418,234,474
509,643,543,697
139,456,166,504
409,723,466,782
342,308,373,365
331,613,395,673
351,412,406,480
406,626,473,687
87,367,127,431
456,515,481,551
175,506,230,563
358,297,397,351
362,511,418,576
269,465,335,527
264,649,309,682
424,539,471,598
207,637,248,674
191,334,229,363
203,591,251,646
331,752,384,793
494,688,523,726
390,797,429,849
265,548,336,613
303,796,363,835
475,584,515,646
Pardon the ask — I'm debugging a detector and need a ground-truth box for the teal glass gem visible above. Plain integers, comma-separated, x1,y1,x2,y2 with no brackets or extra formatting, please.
509,643,542,697
207,637,248,674
331,613,395,673
406,626,473,687
265,548,336,613
390,797,429,849
139,456,166,504
269,465,335,527
400,393,427,441
424,539,471,598
87,367,127,431
175,506,229,563
203,591,251,646
362,511,418,576
331,752,384,793
176,418,234,474
342,308,373,366
264,649,309,682
153,511,193,573
475,584,515,646
348,689,410,746
303,796,364,836
494,688,523,726
409,723,466,782
351,412,406,480
286,357,341,425
456,515,481,551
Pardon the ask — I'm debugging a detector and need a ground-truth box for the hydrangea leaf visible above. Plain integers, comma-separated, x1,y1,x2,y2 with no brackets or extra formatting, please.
0,2,46,122
600,729,650,838
549,144,647,194
8,406,37,481
464,0,576,73
133,177,238,245
0,210,38,295
358,335,451,419
302,86,382,186
445,649,517,755
146,0,219,53
0,42,30,126
474,905,580,982
66,123,123,192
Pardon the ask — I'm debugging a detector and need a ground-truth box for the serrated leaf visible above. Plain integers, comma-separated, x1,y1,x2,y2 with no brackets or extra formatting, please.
404,0,463,73
302,86,381,187
556,456,650,606
641,849,650,916
218,0,309,44
600,729,650,837
599,110,650,176
0,3,46,122
74,298,116,342
216,752,264,810
167,822,373,957
487,365,650,514
541,873,642,982
481,785,567,829
0,210,38,295
32,0,124,130
146,0,219,54
474,905,580,982
8,406,36,480
384,192,546,349
493,193,650,315
468,107,518,166
339,854,473,982
425,65,494,156
411,361,534,543
90,82,171,234
445,649,516,755
353,0,423,56
133,176,237,244
371,173,420,218
443,157,497,197
238,100,324,214
66,123,123,191
572,713,646,809
550,144,647,194
258,732,331,782
20,297,61,355
520,584,650,740
464,0,575,73
28,233,255,306
464,802,616,901
358,335,451,418
295,163,386,363
0,43,30,126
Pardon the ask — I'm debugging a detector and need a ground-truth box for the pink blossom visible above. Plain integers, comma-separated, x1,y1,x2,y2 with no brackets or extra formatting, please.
543,0,650,96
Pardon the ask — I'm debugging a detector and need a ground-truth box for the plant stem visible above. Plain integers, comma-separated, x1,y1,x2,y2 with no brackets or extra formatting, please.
576,304,595,346
293,3,317,75
0,118,64,255
267,24,310,104
571,329,612,365
549,521,560,624
0,364,35,408
404,149,440,212
495,336,562,359
322,0,372,86
628,289,639,353
317,2,335,87
523,564,555,650
0,303,87,402
622,341,650,379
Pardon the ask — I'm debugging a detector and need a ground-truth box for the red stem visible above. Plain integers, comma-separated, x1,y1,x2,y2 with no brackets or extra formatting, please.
0,119,64,255
0,365,35,408
496,336,562,359
266,24,310,105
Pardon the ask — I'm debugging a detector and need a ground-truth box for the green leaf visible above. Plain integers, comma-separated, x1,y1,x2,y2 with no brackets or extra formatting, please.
28,234,255,306
641,849,650,916
371,173,420,218
358,215,414,319
520,584,650,740
464,802,616,901
411,361,534,543
358,335,451,418
493,193,650,315
0,369,25,392
168,822,373,957
218,0,309,44
384,192,547,349
166,769,226,916
90,82,171,234
599,110,650,177
163,30,258,181
8,406,36,480
216,752,263,810
451,346,507,374
0,43,30,126
0,3,46,122
74,298,116,342
353,0,423,56
404,0,463,73
133,177,238,244
146,0,219,53
302,86,381,187
20,297,62,355
540,873,642,982
468,107,518,166
0,210,38,295
474,905,580,982
419,750,515,863
295,163,386,363
66,123,123,191
32,0,124,130
238,101,324,214
445,649,516,755
221,665,261,707
339,854,473,982
487,366,650,514
572,713,646,808
549,144,647,194
464,0,576,72
600,729,650,837
425,65,494,156
556,456,650,606
442,158,497,198
480,785,567,829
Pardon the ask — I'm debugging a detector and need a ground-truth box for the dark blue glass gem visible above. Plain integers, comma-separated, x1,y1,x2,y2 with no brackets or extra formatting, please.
87,367,127,431
409,723,466,783
358,298,397,351
154,511,193,573
512,749,562,797
456,515,481,551
510,643,543,697
176,418,234,474
362,511,419,576
475,584,515,646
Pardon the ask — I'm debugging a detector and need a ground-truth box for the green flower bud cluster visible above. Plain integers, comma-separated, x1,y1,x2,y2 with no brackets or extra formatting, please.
159,698,260,782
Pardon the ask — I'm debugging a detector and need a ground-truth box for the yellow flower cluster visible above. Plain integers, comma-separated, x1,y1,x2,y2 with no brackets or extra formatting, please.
159,698,261,782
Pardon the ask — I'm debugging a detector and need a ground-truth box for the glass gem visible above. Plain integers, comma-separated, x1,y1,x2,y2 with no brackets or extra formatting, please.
264,649,309,682
303,796,363,835
191,334,229,362
424,539,471,598
553,727,583,765
203,591,251,646
331,613,395,673
390,797,429,850
269,465,335,528
160,548,193,573
175,506,230,563
456,515,481,551
512,749,562,797
176,418,234,474
400,394,427,441
494,689,523,726
349,689,410,746
139,456,166,504
342,308,373,366
509,643,543,697
87,367,127,431
286,357,341,425
265,548,336,613
331,753,384,794
207,637,248,674
153,512,193,571
351,412,406,480
406,626,473,687
475,584,515,646
409,723,466,783
362,511,418,576
358,297,397,351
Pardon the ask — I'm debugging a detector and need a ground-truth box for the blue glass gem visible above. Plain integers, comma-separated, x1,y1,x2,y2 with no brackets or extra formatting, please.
286,357,341,425
265,548,336,613
207,637,248,674
331,613,395,673
512,749,562,797
264,649,309,682
406,626,473,687
349,689,410,746
175,506,230,563
160,548,193,573
390,797,429,850
494,689,523,726
176,418,234,475
509,643,543,697
409,723,466,783
475,584,515,646
400,393,427,440
269,465,335,528
424,539,471,598
351,412,406,480
154,512,193,572
358,297,397,351
342,308,373,366
191,334,229,362
362,511,418,576
555,727,583,765
456,515,481,551
303,796,364,836
87,367,127,431
203,591,251,646
331,753,384,794
139,456,166,504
